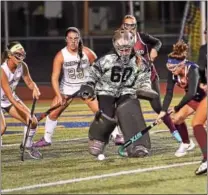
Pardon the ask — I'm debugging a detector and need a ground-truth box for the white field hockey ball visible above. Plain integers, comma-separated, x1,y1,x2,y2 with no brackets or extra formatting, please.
97,154,105,161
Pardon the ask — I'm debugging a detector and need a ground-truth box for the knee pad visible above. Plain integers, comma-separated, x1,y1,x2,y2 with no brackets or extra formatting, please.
116,98,151,150
88,139,106,156
88,111,117,143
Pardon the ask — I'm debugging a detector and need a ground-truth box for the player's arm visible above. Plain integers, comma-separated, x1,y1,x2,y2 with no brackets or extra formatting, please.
83,46,97,65
135,63,152,89
134,62,158,100
174,67,199,112
51,51,63,98
140,32,162,61
140,32,162,52
161,71,176,112
1,68,30,115
80,58,103,99
22,62,41,99
87,58,103,86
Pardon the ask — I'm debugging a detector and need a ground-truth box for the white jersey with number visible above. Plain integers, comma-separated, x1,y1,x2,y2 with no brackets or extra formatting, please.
1,61,23,108
59,47,91,95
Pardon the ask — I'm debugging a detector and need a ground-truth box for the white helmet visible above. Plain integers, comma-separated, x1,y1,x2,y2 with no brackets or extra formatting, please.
112,29,136,64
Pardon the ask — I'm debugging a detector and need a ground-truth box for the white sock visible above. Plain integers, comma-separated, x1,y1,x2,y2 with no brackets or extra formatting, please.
111,126,122,138
23,126,36,148
44,116,57,143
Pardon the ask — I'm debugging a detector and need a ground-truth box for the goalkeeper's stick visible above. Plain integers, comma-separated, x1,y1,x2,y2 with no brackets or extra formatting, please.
118,121,158,157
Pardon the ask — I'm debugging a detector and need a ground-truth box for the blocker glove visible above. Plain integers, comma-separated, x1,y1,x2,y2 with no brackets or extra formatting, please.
79,84,95,100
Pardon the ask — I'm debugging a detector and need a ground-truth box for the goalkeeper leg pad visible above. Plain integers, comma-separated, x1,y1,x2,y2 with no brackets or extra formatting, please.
116,98,151,156
88,111,117,156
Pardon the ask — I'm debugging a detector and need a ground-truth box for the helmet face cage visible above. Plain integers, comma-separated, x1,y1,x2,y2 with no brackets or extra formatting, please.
113,30,135,64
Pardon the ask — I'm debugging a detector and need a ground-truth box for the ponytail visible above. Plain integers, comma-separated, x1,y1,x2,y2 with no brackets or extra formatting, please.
77,39,83,71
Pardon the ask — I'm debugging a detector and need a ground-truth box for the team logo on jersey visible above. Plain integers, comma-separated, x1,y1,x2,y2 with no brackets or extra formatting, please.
64,59,88,67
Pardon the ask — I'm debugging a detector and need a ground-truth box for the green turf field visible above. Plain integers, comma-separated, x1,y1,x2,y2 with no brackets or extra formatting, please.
1,97,207,194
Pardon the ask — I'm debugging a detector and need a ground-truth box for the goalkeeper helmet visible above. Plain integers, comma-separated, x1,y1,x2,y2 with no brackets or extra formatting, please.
113,29,136,64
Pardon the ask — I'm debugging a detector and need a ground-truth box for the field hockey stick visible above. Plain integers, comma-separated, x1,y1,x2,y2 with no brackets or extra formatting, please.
21,98,37,161
118,121,158,157
37,90,80,122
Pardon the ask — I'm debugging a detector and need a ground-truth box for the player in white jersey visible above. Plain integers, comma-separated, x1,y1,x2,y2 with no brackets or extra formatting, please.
0,41,42,159
33,27,99,147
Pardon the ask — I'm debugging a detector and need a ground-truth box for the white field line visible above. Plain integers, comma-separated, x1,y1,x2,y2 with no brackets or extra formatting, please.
2,129,171,148
2,161,200,193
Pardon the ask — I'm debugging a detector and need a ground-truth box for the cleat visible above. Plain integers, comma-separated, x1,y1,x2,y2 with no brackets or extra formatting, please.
195,160,207,175
20,144,43,160
32,137,51,148
187,139,195,151
175,139,195,157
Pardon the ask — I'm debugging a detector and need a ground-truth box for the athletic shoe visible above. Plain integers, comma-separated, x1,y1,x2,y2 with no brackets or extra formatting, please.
187,139,195,151
175,139,195,157
195,160,207,175
20,144,43,160
32,137,51,148
112,134,125,145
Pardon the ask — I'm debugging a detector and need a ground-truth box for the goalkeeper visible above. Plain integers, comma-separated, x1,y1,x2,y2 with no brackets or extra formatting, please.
79,29,158,158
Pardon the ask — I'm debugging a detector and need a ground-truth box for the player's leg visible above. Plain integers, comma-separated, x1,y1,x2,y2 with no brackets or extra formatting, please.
116,95,150,157
1,109,7,135
110,125,124,145
84,97,124,145
33,94,70,147
83,98,99,113
88,95,117,156
0,109,7,146
192,97,207,175
150,76,182,142
172,104,195,157
7,102,42,159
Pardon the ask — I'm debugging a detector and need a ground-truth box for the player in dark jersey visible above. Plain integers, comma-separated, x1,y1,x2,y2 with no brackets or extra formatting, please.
79,29,157,158
120,15,182,143
156,41,206,168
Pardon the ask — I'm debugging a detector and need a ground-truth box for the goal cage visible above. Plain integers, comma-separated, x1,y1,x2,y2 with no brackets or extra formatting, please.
180,1,207,62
